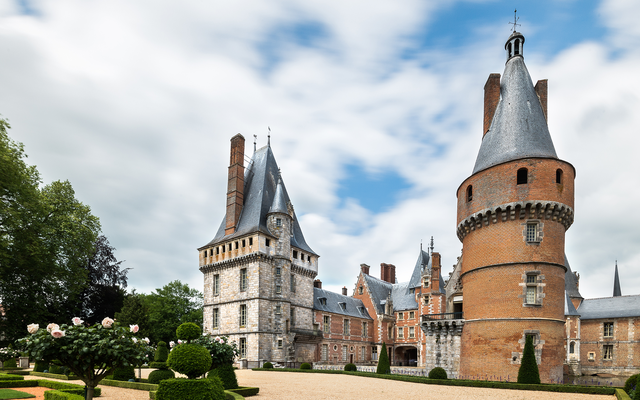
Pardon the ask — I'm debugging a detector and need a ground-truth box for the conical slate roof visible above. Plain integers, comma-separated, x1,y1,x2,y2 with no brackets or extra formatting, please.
613,263,622,297
204,145,316,255
408,248,430,289
269,175,288,214
473,53,557,174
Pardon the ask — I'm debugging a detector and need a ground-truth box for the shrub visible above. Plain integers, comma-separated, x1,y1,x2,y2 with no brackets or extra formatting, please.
517,336,540,384
156,377,225,400
148,369,175,384
344,363,357,372
262,362,273,369
207,364,238,390
376,343,390,374
49,364,69,375
112,366,136,381
149,361,168,369
635,386,640,400
300,363,311,370
428,367,447,379
176,323,201,342
34,361,49,372
625,374,640,395
167,344,212,379
155,342,169,363
2,359,17,369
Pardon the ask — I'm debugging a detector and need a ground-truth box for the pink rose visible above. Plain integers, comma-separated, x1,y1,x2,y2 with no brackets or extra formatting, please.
177,340,183,344
27,324,39,334
46,323,59,333
101,317,114,328
51,329,65,338
169,341,175,348
130,324,139,333
72,317,84,326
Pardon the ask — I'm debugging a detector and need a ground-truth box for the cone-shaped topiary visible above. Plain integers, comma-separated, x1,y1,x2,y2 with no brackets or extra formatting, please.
517,336,540,384
149,341,175,383
207,364,238,389
155,341,169,363
176,323,201,343
428,367,447,379
167,344,212,379
376,343,390,374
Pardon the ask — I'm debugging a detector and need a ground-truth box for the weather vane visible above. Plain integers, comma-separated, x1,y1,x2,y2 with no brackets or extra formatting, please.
429,236,434,255
267,126,271,147
253,134,257,152
509,9,520,32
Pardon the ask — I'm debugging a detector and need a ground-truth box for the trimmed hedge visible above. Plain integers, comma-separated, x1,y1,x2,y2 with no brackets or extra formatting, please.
300,363,311,370
148,369,176,384
228,386,260,397
225,391,245,400
100,379,158,391
156,377,225,400
344,363,357,372
2,359,17,369
155,342,169,363
149,361,168,369
428,367,447,380
617,388,632,400
625,374,640,395
29,372,80,381
0,373,23,381
0,381,37,388
208,365,238,389
251,368,617,395
37,379,101,396
43,392,83,400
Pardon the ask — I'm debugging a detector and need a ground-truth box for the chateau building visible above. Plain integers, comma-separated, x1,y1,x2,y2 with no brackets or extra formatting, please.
200,29,640,380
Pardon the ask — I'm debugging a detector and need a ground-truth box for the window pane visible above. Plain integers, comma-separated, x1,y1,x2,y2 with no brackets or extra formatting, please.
526,286,536,304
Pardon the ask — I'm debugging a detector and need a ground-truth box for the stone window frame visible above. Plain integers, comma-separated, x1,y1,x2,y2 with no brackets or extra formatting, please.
397,326,404,339
603,322,614,338
409,326,415,338
239,337,247,359
290,307,295,327
212,308,219,330
276,218,282,227
362,322,367,338
323,315,330,334
588,352,595,361
522,219,543,244
398,312,404,320
603,344,614,360
342,345,347,361
343,319,350,336
361,346,366,361
277,338,283,349
372,346,378,361
239,268,248,292
358,286,363,295
213,274,220,296
511,330,543,365
322,344,328,361
275,305,281,315
239,304,247,328
290,273,296,293
409,311,415,319
275,284,282,294
520,270,544,307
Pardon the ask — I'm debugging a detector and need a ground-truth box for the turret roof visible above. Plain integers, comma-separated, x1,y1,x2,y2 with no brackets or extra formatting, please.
613,263,622,297
564,255,583,300
203,145,316,255
408,248,431,289
472,47,558,174
268,174,288,214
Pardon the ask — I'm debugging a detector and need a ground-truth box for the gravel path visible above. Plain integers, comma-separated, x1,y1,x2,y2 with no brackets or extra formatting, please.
235,370,616,400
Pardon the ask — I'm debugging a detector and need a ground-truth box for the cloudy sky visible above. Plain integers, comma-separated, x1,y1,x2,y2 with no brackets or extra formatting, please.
1,0,639,300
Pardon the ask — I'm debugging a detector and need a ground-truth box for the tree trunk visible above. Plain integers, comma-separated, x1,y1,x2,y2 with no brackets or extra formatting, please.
86,384,96,400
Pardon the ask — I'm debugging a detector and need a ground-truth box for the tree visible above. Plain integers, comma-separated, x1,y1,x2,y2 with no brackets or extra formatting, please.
0,117,101,344
18,319,149,400
517,335,540,384
376,342,390,374
142,281,203,344
115,291,151,340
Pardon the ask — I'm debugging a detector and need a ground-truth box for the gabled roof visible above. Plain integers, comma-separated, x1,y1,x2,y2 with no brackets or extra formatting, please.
204,145,316,255
564,291,580,316
392,281,418,311
363,274,392,315
578,295,640,320
408,249,430,289
473,55,558,174
313,288,372,320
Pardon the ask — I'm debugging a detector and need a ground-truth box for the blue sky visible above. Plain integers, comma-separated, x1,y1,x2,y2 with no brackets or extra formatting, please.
1,0,639,300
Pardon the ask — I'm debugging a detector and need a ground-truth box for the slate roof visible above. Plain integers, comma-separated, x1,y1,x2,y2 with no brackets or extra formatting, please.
564,292,580,316
577,295,640,320
203,145,316,255
473,53,558,174
313,288,372,320
564,255,583,300
408,249,430,289
392,281,418,311
363,274,393,315
613,264,622,297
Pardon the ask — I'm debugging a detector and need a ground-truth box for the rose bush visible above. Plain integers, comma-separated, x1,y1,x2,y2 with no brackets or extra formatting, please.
195,334,238,369
17,317,150,400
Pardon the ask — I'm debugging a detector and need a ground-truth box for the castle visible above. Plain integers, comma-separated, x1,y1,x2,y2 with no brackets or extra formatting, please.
198,31,640,381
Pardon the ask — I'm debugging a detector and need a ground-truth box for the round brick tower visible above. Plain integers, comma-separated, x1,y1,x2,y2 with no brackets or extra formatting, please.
456,31,575,383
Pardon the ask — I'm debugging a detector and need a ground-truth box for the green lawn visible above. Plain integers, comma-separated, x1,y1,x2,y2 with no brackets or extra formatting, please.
0,389,35,399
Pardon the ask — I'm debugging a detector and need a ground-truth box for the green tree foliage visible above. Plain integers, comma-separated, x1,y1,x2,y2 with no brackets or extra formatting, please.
517,336,541,384
207,364,238,389
376,343,390,374
114,291,151,340
0,119,101,344
142,281,203,344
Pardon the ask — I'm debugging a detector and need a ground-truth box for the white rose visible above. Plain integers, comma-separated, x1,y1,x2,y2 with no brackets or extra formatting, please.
71,317,84,326
101,317,114,328
27,324,39,334
51,329,66,338
46,323,59,333
130,324,139,333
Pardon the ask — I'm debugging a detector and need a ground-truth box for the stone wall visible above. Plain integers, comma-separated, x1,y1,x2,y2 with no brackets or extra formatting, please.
422,319,463,378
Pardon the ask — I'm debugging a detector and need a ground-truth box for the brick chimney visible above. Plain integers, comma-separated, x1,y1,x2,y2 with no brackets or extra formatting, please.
314,279,322,289
360,264,370,275
431,252,441,292
342,286,348,296
225,134,245,235
535,79,548,121
380,263,396,284
483,73,501,137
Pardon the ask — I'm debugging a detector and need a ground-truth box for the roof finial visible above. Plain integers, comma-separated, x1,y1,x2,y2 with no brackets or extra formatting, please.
420,240,423,252
267,126,271,148
429,236,434,255
509,9,521,32
253,134,257,153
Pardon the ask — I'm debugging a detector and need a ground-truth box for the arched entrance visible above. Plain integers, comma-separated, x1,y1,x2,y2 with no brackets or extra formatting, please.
394,346,418,367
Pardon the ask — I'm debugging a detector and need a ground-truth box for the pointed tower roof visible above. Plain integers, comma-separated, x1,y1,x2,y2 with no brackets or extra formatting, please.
408,245,431,289
203,145,316,255
564,254,583,300
268,172,288,214
473,32,558,174
613,262,622,297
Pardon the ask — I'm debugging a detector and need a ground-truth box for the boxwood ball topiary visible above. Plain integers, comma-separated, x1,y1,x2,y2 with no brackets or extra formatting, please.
156,377,225,400
167,343,212,379
155,341,169,362
207,364,238,389
176,322,201,342
344,363,357,371
300,362,311,370
428,367,447,379
148,369,176,384
262,362,273,369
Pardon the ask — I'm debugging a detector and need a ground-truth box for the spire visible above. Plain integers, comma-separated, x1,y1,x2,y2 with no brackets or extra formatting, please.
472,31,557,174
613,261,622,297
267,126,271,148
268,169,288,214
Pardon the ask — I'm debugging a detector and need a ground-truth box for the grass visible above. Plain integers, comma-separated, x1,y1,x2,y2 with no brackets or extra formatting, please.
0,389,35,399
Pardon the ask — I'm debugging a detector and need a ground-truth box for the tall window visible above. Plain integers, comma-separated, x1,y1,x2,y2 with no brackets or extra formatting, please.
213,308,219,329
323,316,330,333
213,274,220,296
570,341,575,354
388,326,393,339
372,347,378,361
322,344,328,361
603,345,613,360
517,168,528,184
604,322,614,337
275,267,281,276
275,284,281,294
358,286,363,295
239,304,247,327
290,307,295,327
265,238,271,247
526,223,538,242
240,269,248,291
398,327,404,338
342,345,347,361
409,311,415,319
275,305,281,315
361,346,365,361
343,319,350,336
239,338,247,358
290,274,296,292
362,322,367,337
556,169,563,184
526,274,537,304
409,327,415,338
276,218,282,227
467,185,473,202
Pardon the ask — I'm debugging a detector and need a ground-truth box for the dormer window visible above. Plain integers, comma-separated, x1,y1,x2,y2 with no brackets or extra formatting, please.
339,302,346,311
357,306,365,315
319,298,327,306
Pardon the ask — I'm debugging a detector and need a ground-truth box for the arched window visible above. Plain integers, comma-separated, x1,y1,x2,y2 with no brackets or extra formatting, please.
570,341,575,354
556,169,563,184
517,168,528,185
467,185,473,202
507,42,512,57
514,39,520,55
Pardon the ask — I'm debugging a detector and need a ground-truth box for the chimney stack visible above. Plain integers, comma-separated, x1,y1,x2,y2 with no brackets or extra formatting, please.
225,134,245,235
314,279,322,289
342,286,348,296
380,263,396,284
360,264,370,275
483,73,501,137
431,252,441,292
535,79,548,121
